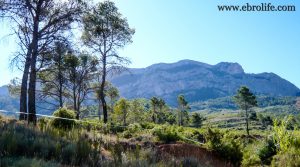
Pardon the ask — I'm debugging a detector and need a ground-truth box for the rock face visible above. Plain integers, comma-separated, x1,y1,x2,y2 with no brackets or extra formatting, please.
110,60,299,105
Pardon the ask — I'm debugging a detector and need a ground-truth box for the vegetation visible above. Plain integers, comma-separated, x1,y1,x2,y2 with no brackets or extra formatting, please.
0,0,299,166
234,86,258,136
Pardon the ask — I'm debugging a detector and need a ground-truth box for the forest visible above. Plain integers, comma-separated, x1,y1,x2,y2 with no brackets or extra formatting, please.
0,0,300,167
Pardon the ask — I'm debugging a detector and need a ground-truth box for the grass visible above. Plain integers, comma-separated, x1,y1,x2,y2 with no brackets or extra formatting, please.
1,111,300,167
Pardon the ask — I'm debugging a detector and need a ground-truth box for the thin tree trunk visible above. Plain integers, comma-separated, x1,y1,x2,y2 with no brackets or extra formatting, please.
100,56,108,123
19,52,31,120
58,54,63,108
246,108,250,136
98,100,102,120
73,84,77,116
123,110,126,126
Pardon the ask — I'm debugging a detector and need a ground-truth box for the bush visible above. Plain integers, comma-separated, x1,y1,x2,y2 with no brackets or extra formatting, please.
271,151,300,167
152,125,181,143
205,128,222,150
204,128,243,166
140,122,155,129
51,108,76,129
0,157,59,167
258,138,277,165
123,123,142,139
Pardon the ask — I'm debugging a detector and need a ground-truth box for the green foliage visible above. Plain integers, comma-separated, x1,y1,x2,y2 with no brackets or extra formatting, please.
0,157,59,167
249,112,258,121
205,128,223,150
190,113,205,128
122,123,142,139
114,98,130,126
273,116,295,153
140,122,155,129
234,86,258,110
0,120,99,166
258,114,273,129
190,95,296,111
271,152,300,167
128,99,147,124
177,94,191,126
51,108,76,129
205,128,243,166
152,125,181,143
258,138,277,165
234,86,258,136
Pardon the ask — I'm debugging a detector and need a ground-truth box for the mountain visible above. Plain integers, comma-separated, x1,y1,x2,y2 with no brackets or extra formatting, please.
110,60,300,106
0,85,9,96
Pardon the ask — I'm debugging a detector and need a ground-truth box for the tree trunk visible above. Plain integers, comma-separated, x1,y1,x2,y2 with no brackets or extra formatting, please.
19,53,31,120
28,58,37,125
27,11,40,125
98,100,102,120
246,109,250,136
100,56,108,123
58,54,63,108
123,110,126,126
73,84,76,114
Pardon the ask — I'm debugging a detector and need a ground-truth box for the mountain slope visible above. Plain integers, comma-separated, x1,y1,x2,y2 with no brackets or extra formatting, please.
110,60,299,105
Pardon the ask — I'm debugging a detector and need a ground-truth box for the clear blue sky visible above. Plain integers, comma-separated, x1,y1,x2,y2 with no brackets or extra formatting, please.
0,0,299,87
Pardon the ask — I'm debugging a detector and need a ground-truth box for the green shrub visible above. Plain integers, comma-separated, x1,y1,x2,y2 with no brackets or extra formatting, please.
205,128,222,150
75,139,92,164
152,125,181,143
205,128,243,166
51,108,76,129
61,143,76,164
123,123,142,138
258,138,277,165
140,122,155,129
38,117,49,132
0,157,59,167
271,151,300,167
242,150,261,167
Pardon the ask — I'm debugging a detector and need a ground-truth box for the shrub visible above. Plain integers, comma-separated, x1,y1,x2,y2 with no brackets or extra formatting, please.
152,125,181,143
204,128,243,166
271,151,300,167
205,128,222,150
123,123,142,139
51,108,76,130
61,143,76,164
258,138,277,165
38,117,49,132
0,157,59,167
140,122,155,129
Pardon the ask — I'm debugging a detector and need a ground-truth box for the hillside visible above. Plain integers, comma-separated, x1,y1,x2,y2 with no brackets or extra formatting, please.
110,60,300,105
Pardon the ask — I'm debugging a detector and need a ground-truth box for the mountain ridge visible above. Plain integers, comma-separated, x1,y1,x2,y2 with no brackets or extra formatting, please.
110,59,299,106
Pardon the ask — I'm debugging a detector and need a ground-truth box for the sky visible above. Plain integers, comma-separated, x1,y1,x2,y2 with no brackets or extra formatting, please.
0,0,300,87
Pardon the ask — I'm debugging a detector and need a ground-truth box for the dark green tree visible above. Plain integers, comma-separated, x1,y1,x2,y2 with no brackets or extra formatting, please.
177,94,190,126
191,113,205,128
38,41,71,109
0,0,84,124
129,99,146,123
64,53,98,119
233,86,258,136
150,97,160,123
105,83,120,113
82,1,135,123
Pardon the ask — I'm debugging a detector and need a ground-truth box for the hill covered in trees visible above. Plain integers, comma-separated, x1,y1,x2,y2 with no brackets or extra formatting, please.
110,60,299,105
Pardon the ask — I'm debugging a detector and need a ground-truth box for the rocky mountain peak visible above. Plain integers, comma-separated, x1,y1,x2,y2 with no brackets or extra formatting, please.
214,62,244,74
